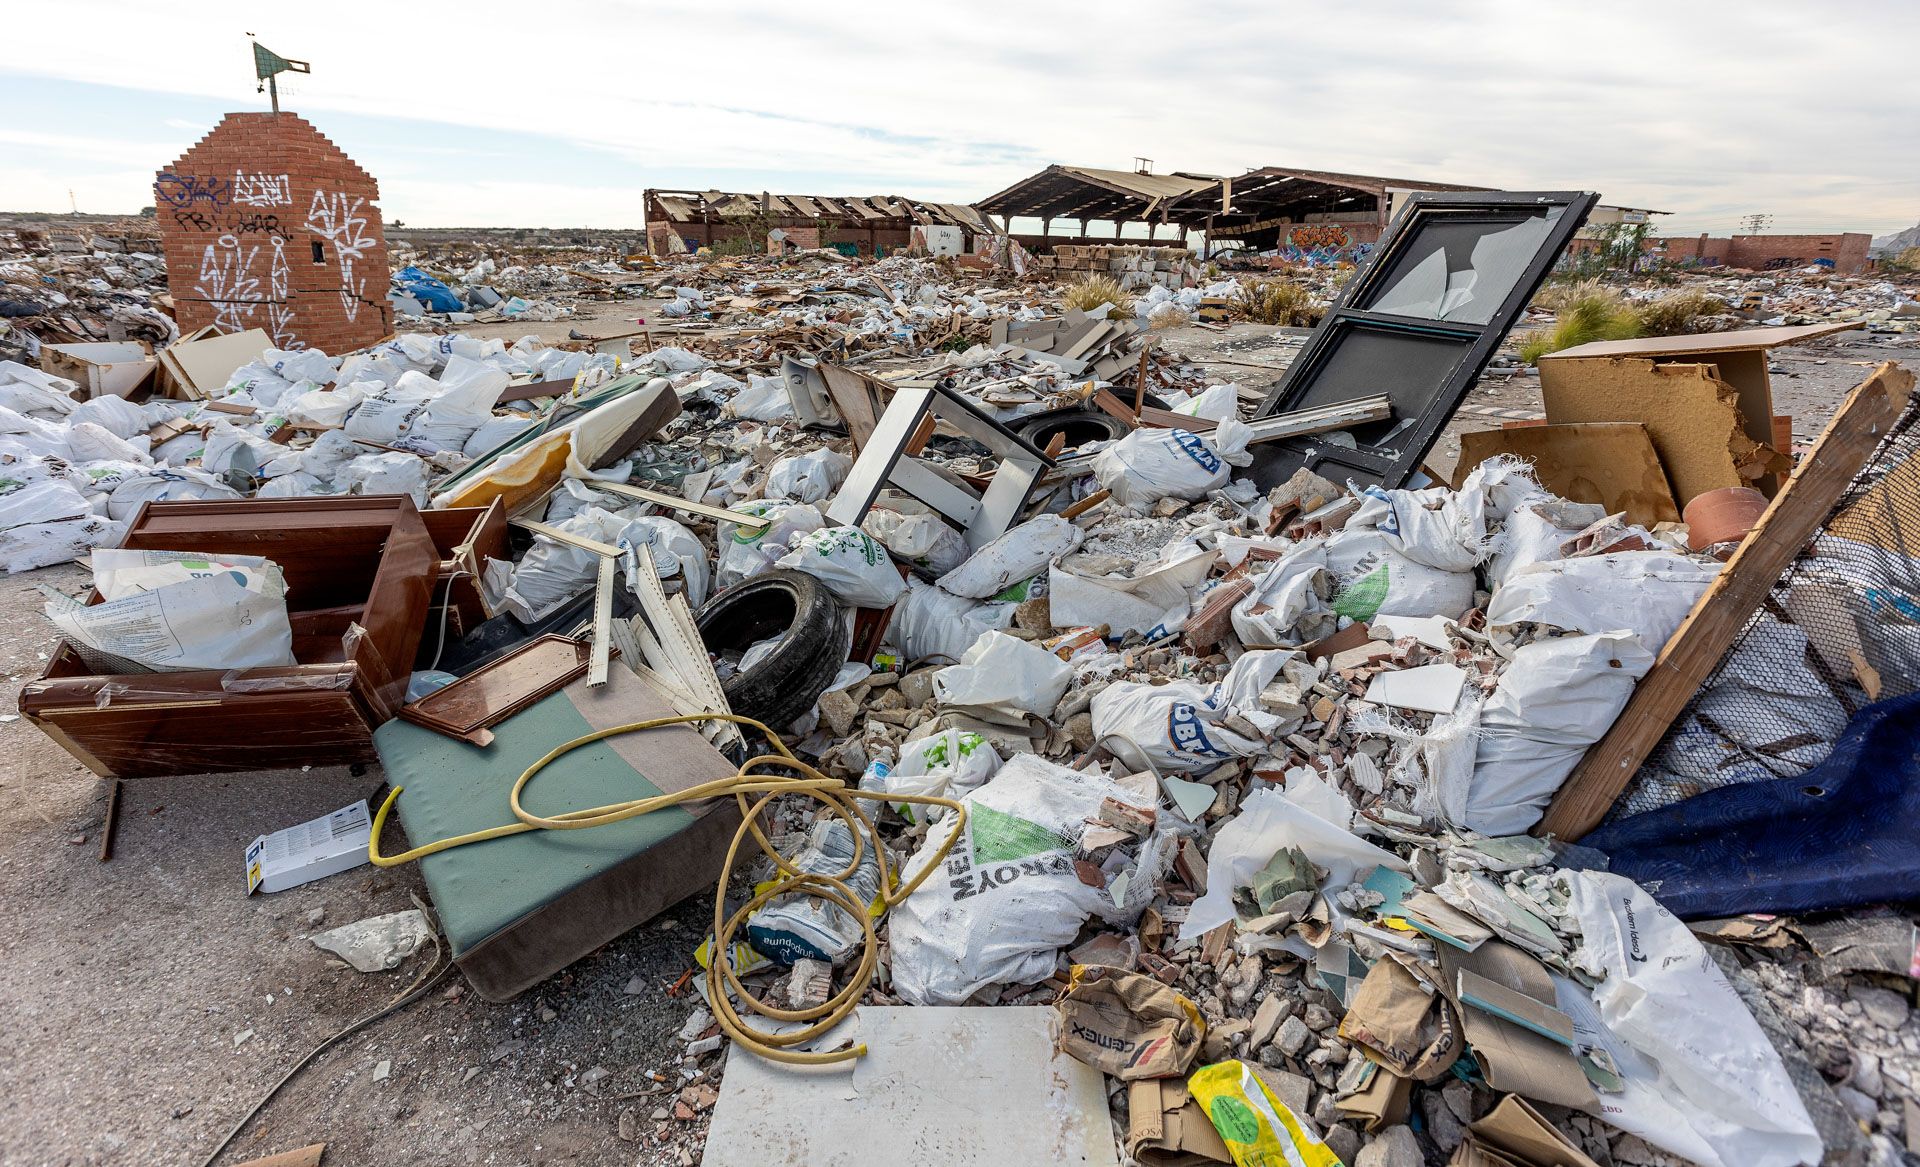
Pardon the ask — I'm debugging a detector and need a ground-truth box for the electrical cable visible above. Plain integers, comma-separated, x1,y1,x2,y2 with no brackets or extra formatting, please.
368,711,966,1066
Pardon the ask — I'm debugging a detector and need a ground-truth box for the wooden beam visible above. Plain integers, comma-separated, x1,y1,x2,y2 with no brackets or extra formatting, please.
1537,361,1915,840
590,480,771,532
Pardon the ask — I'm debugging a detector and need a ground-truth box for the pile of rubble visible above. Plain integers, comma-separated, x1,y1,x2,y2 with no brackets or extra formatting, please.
5,225,1916,1167
0,220,177,360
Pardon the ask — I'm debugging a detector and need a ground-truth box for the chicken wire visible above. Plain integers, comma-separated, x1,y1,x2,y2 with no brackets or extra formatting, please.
1610,387,1920,821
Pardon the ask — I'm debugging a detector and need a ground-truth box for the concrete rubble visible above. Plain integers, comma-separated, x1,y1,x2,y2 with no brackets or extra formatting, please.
5,217,1917,1167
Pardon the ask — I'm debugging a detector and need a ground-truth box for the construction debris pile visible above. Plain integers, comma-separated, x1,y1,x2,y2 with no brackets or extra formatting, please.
7,207,1919,1167
0,220,176,360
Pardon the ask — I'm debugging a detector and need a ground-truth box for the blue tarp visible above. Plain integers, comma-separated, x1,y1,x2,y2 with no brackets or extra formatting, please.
394,266,464,314
1586,692,1920,919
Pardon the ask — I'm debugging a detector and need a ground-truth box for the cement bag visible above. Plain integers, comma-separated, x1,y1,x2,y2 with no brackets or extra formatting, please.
1486,551,1718,658
933,631,1073,725
888,577,1017,664
0,514,124,573
106,468,242,521
336,452,430,505
726,373,792,421
716,501,825,589
69,460,150,498
0,361,79,417
52,551,296,671
765,447,850,505
1172,381,1239,424
255,472,326,499
1093,423,1253,506
1464,632,1655,836
199,424,276,477
0,405,74,459
287,383,369,429
264,347,338,384
888,755,1163,1005
937,514,1081,600
859,726,1002,824
1231,540,1339,647
0,479,92,530
409,356,508,452
343,373,436,444
68,394,149,440
621,515,710,608
1321,523,1475,623
1091,649,1295,773
862,508,968,575
775,526,905,609
1564,871,1822,1167
502,506,631,622
463,413,537,459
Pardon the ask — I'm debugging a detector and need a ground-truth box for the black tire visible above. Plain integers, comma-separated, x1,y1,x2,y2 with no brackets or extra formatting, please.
1014,408,1132,451
696,568,852,729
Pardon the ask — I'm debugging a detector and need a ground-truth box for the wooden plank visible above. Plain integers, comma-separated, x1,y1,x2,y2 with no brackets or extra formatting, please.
509,518,621,558
1537,361,1915,841
1137,406,1217,431
233,1145,325,1167
592,480,771,532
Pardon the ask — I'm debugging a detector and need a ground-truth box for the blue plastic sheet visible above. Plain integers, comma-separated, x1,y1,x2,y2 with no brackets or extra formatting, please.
1586,692,1920,919
393,266,464,314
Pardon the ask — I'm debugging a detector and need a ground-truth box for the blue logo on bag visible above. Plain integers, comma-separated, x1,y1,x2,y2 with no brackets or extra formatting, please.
1167,703,1225,757
1170,430,1221,474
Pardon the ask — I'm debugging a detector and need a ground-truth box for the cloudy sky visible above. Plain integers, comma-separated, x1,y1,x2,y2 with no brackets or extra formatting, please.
3,1,1915,237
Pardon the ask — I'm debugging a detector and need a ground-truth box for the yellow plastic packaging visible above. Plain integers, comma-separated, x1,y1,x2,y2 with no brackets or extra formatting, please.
1187,1059,1345,1167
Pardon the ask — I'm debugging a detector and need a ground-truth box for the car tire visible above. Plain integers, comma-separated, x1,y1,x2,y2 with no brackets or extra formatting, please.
1014,408,1133,451
696,569,852,729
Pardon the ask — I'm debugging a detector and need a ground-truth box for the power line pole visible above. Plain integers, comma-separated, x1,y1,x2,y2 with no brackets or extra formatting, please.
1740,213,1773,235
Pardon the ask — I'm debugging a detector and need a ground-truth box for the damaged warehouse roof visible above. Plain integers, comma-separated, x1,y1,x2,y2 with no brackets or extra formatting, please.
645,188,993,255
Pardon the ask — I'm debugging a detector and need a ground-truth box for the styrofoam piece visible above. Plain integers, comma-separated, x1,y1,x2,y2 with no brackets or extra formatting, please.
1363,663,1468,715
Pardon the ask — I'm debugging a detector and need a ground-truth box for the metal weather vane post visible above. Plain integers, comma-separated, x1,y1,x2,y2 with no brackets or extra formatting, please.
251,40,310,114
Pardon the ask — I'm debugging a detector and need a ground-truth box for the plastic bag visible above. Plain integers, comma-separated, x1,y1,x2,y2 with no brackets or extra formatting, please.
862,507,969,575
622,515,710,608
1564,870,1822,1167
933,631,1073,725
1186,1060,1342,1167
336,451,430,505
68,394,149,440
1173,382,1241,424
1465,632,1655,836
937,514,1082,600
726,373,793,421
51,551,296,671
775,526,905,609
858,727,1001,823
888,577,1018,665
1092,649,1297,773
106,468,242,521
1093,423,1253,506
0,514,124,573
0,479,91,529
716,501,825,589
765,447,850,505
744,816,882,967
888,755,1167,1005
1230,541,1340,647
1486,551,1718,658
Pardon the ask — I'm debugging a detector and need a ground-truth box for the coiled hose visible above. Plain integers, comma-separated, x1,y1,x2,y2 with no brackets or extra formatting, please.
368,712,965,1065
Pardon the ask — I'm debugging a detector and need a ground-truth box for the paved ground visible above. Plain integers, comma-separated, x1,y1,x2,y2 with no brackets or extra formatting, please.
0,301,1910,1167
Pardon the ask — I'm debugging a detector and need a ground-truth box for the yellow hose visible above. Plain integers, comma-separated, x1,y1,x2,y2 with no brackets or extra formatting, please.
368,712,965,1065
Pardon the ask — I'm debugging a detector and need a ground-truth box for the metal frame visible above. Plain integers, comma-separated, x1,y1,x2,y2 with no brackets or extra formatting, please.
1249,190,1598,490
825,383,1055,550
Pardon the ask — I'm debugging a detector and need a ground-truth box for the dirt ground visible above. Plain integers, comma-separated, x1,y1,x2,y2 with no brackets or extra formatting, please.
0,305,1911,1167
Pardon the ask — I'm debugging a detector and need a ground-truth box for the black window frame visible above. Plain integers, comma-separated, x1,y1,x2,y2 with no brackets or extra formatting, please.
1248,190,1599,490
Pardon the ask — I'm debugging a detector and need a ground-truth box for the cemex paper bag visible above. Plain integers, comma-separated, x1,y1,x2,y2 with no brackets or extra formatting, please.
1128,1077,1234,1166
1056,964,1206,1080
1449,1094,1602,1167
1337,952,1465,1082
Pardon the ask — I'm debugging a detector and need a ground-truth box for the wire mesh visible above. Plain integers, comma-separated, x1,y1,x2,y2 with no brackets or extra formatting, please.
1612,386,1920,820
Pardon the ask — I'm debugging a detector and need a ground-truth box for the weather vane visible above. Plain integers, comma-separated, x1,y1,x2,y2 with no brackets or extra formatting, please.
249,37,310,114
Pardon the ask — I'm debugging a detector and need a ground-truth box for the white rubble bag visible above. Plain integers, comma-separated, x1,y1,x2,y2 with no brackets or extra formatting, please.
621,515,711,608
1485,551,1719,657
886,577,1017,664
775,526,906,609
1231,539,1340,647
51,550,297,671
862,507,969,575
1463,631,1655,836
715,501,825,590
502,507,641,622
764,448,851,505
858,727,1002,824
1563,871,1823,1167
933,631,1073,725
336,452,430,505
0,514,125,574
1092,421,1254,506
936,513,1082,599
725,373,793,421
1091,648,1297,773
106,468,242,521
888,755,1171,1005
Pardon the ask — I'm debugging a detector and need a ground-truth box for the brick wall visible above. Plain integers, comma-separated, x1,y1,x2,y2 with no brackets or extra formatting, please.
1654,232,1873,274
155,112,392,354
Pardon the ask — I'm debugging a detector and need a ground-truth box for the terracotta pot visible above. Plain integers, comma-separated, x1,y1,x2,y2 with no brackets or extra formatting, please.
1684,486,1769,551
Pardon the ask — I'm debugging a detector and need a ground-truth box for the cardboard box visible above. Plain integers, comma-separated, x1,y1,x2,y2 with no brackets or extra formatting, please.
246,801,372,893
40,341,156,398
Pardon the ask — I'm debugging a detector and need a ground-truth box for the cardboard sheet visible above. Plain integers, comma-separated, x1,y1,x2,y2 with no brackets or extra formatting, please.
156,328,272,399
1539,358,1783,504
1458,422,1679,526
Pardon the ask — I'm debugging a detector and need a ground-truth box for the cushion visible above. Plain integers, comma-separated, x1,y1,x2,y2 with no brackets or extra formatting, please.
375,664,741,1001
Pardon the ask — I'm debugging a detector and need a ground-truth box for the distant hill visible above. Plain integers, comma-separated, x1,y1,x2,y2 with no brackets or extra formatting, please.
1871,221,1920,257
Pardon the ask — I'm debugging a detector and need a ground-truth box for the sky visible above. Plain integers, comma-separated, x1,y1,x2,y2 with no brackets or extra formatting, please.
2,1,1916,238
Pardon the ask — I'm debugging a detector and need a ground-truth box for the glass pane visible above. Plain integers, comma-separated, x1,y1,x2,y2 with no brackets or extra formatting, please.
1362,206,1564,325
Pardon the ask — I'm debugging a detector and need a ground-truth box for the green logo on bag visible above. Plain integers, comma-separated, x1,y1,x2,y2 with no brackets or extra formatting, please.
969,804,1068,864
1208,1095,1262,1144
1332,564,1388,621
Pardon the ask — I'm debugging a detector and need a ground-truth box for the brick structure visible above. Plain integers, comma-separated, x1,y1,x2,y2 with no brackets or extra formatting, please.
155,112,391,354
1656,232,1873,274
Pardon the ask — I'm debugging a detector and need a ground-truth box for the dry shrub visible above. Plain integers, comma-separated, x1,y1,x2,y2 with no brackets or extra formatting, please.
1063,274,1134,317
1515,286,1642,363
1635,290,1728,336
1234,277,1322,326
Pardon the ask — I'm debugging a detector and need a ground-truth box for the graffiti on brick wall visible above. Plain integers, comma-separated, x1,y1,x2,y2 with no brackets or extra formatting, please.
232,172,292,207
1280,224,1369,265
305,191,376,323
192,233,298,347
155,173,231,211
